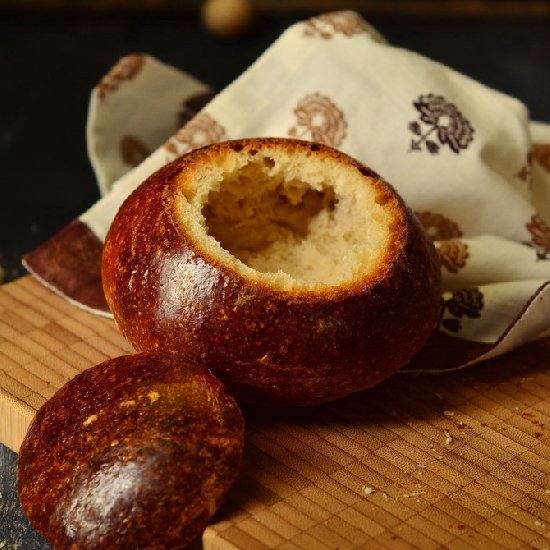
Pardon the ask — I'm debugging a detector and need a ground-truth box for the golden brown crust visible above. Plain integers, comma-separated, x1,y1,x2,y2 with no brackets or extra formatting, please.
17,353,244,549
102,138,442,406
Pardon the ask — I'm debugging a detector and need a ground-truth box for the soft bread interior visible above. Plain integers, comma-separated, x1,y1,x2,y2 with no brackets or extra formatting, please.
175,143,394,291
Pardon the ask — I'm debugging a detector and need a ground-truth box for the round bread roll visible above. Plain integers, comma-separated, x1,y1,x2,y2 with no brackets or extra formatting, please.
18,353,244,549
102,138,442,406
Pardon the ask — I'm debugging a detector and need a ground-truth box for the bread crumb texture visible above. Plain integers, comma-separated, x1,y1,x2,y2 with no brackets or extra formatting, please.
175,141,393,290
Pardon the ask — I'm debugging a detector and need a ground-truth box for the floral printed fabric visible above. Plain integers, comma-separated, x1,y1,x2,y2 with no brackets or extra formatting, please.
26,11,550,373
87,55,211,196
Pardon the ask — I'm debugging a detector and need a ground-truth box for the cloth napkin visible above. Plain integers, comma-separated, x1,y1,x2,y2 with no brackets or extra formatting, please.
24,11,550,373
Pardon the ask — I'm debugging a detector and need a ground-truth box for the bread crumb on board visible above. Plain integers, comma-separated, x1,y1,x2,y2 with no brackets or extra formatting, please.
403,491,425,503
362,485,375,496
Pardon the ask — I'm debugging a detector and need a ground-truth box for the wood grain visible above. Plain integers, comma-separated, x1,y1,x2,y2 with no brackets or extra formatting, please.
1,276,549,549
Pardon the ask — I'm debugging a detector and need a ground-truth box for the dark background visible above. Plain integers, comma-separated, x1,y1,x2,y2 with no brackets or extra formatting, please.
1,10,550,285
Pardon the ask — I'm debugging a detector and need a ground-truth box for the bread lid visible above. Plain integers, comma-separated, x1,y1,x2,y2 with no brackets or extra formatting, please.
17,353,245,549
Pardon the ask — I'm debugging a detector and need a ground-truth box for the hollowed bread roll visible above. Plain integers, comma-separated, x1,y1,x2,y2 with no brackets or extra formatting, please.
102,138,442,406
18,353,244,549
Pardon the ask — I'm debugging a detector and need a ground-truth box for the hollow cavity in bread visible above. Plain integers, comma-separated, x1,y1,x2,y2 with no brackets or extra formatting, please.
174,143,393,290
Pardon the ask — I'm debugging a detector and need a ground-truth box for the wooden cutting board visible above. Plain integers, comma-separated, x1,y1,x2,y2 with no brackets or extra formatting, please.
1,276,549,549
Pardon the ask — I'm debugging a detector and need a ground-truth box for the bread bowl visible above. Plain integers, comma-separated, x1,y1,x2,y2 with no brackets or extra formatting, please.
102,138,442,406
18,353,244,549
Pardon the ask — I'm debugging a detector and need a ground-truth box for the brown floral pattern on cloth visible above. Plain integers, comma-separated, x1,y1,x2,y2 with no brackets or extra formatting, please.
22,220,108,313
415,211,463,240
177,91,216,129
415,211,468,273
120,135,151,167
409,94,474,154
532,143,550,172
165,112,226,156
525,213,550,260
97,54,145,100
440,287,484,333
288,93,347,148
406,280,550,372
437,240,470,274
303,11,367,39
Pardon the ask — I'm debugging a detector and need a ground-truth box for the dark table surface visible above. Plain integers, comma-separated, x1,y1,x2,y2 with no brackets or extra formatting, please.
1,9,549,548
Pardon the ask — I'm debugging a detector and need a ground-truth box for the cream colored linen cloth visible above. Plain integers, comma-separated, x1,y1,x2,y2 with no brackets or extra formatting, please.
39,12,550,371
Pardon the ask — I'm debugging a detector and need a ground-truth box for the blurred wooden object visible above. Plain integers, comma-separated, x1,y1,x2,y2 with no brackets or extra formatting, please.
202,0,254,37
1,0,550,15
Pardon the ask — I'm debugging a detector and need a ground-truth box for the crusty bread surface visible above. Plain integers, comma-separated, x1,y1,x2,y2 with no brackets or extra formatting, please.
17,353,244,549
102,138,442,406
